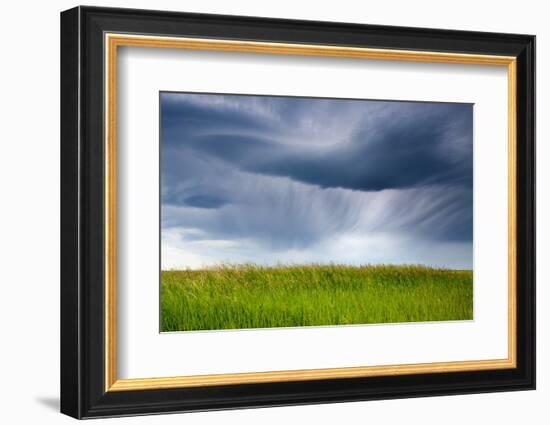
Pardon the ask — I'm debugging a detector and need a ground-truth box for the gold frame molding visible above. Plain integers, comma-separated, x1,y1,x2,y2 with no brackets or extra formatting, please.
104,33,517,392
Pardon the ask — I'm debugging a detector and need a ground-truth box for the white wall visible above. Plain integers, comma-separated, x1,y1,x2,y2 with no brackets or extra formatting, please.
0,1,545,423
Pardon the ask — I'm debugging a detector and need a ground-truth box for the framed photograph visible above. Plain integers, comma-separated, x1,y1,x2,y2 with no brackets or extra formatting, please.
60,6,535,419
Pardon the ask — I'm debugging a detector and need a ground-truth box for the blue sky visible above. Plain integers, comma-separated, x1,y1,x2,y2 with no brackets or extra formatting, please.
160,92,473,270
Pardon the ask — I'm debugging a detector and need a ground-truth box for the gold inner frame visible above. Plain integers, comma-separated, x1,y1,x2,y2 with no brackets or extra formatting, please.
104,33,518,392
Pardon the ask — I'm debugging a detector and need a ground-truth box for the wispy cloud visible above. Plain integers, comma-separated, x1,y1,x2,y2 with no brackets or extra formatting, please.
160,92,473,269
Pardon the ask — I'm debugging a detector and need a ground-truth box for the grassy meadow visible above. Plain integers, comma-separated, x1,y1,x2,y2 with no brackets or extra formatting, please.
160,264,473,332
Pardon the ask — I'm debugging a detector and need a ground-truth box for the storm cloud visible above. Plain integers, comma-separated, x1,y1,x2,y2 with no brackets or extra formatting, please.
160,92,473,270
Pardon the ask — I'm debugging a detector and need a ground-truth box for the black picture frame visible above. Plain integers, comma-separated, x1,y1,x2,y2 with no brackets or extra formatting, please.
61,5,535,419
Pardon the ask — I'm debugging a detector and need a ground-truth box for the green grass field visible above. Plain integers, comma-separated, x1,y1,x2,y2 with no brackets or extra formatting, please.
160,264,473,332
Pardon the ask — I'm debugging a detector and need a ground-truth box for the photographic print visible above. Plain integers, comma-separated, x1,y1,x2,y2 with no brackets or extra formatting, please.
160,92,473,332
61,9,535,416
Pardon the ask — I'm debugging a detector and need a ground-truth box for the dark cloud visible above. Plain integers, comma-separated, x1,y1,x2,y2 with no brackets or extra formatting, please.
179,195,228,209
241,111,472,191
162,94,472,192
160,92,473,267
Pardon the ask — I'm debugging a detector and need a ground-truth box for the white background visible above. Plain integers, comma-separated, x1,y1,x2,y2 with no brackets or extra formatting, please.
0,0,546,424
118,47,509,378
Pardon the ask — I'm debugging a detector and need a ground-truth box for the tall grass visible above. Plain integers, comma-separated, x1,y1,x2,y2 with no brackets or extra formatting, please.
160,264,473,332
